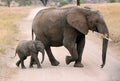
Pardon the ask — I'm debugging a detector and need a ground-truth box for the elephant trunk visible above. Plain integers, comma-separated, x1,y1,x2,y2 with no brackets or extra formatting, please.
100,27,109,68
96,22,109,68
101,38,108,68
41,49,45,64
32,29,34,40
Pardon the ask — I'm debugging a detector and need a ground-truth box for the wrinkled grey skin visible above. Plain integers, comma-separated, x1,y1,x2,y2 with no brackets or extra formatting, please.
32,6,109,68
15,40,45,69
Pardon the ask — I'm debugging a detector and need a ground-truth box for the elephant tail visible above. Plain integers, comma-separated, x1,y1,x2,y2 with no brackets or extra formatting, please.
32,28,34,40
11,51,17,59
41,49,45,64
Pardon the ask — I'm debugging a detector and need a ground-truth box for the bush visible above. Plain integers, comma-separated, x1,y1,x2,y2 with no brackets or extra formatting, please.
80,0,86,4
15,0,32,6
60,0,68,6
0,3,3,6
116,0,120,2
109,0,116,2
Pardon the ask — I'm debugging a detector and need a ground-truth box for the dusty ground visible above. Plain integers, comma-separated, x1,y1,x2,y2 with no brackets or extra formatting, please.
6,7,120,81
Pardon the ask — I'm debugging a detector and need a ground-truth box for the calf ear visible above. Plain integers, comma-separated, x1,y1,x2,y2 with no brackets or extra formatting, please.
67,7,89,35
29,43,38,54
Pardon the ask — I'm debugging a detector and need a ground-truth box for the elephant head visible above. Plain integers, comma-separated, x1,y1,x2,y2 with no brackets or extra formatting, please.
33,40,45,64
30,40,45,63
67,7,109,68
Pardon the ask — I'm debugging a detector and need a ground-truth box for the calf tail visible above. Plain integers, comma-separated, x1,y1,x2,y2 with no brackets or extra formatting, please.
32,28,34,40
41,49,45,64
11,51,17,59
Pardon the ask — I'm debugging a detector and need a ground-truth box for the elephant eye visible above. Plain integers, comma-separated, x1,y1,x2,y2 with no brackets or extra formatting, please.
96,20,99,23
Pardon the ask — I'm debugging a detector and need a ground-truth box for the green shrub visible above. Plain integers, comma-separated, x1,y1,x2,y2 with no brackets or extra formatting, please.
60,0,68,6
109,0,116,2
15,0,32,6
80,0,86,4
0,4,3,6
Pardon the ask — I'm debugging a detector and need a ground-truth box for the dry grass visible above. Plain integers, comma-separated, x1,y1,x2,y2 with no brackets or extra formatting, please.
0,6,32,53
0,6,32,81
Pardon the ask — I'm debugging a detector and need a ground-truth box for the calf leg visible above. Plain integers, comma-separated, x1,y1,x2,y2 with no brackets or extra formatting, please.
29,53,38,68
16,60,20,67
31,53,41,68
20,57,27,69
29,57,34,68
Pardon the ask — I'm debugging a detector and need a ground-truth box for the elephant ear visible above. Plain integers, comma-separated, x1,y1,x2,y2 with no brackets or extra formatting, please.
28,41,38,54
67,8,89,35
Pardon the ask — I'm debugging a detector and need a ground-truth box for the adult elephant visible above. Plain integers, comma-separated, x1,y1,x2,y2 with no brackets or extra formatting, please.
32,6,109,68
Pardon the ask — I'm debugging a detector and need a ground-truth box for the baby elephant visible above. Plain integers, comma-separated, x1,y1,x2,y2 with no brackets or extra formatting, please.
14,40,45,69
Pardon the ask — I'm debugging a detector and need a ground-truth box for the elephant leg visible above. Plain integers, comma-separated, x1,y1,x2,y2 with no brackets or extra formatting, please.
20,57,27,69
29,53,38,68
29,57,34,68
74,35,85,67
63,27,78,65
63,40,78,65
31,54,41,68
45,46,60,66
16,60,21,67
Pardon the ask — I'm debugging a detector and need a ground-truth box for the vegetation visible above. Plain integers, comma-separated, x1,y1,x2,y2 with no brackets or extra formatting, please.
15,0,32,6
0,7,31,53
0,7,32,81
6,0,12,7
109,0,120,2
109,0,116,2
0,0,33,7
80,0,86,4
60,0,69,6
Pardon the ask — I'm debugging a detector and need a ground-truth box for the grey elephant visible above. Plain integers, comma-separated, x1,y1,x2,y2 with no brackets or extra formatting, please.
14,40,45,69
32,6,109,68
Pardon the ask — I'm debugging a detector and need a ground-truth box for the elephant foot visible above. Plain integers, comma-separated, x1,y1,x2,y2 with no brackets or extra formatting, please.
33,61,37,64
29,65,33,68
22,66,26,69
16,63,19,67
16,61,20,67
74,62,84,68
51,60,60,66
37,66,42,68
66,56,72,65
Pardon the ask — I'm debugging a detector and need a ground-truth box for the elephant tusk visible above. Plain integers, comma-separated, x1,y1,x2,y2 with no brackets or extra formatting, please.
101,34,112,41
104,37,112,41
94,32,112,41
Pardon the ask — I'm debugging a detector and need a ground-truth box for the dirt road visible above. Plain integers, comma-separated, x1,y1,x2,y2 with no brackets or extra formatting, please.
10,7,120,81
